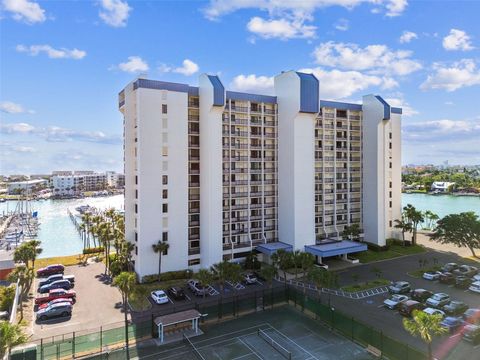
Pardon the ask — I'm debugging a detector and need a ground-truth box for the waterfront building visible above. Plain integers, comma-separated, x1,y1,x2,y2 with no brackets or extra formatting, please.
52,171,107,196
431,181,455,192
119,72,402,278
7,179,49,194
106,171,125,188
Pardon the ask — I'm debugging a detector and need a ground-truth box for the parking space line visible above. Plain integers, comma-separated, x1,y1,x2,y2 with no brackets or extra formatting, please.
256,280,263,286
449,334,461,339
185,294,191,301
169,297,174,304
377,304,385,308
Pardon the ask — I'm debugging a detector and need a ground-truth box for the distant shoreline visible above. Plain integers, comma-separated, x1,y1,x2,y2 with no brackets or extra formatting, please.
403,191,480,197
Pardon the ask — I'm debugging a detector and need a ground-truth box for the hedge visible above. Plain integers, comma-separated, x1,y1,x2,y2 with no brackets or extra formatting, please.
141,269,193,284
82,247,105,255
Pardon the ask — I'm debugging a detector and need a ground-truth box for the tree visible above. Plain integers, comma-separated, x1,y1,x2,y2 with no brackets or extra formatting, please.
394,218,413,246
271,249,293,285
259,265,277,289
299,252,315,277
113,272,136,360
403,204,424,245
292,250,302,279
430,212,480,258
308,267,339,300
423,210,439,230
225,263,243,293
25,240,42,269
13,243,34,268
195,269,213,299
342,224,361,241
0,321,28,358
152,241,170,282
403,310,447,360
211,260,231,294
7,265,34,320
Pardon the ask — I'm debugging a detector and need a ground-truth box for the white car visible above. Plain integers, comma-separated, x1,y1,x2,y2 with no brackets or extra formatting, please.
422,271,442,281
423,307,446,318
426,293,450,308
472,274,480,282
151,290,169,305
383,294,409,310
469,281,480,294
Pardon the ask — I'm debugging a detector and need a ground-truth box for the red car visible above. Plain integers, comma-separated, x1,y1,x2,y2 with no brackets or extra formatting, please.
37,264,65,277
35,289,76,305
38,298,74,310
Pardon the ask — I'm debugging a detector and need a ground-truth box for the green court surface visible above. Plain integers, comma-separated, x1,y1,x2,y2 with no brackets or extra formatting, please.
136,305,374,360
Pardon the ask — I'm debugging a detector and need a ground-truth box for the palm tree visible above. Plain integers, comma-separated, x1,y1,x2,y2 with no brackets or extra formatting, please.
260,264,277,289
7,265,34,320
113,272,136,360
424,210,439,230
152,241,170,282
403,204,424,245
299,252,315,277
0,321,28,358
271,249,292,285
26,240,42,269
394,218,413,245
211,260,231,294
402,310,447,360
195,269,213,299
292,250,302,279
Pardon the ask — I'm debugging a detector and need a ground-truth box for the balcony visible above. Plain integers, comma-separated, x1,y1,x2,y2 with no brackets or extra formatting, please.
264,120,276,126
232,204,248,210
188,233,200,240
189,207,200,214
189,194,200,200
350,126,361,130
230,106,249,113
188,248,200,255
350,136,361,141
188,102,199,108
264,109,276,115
250,203,262,209
264,225,276,231
232,192,248,198
189,182,200,187
188,128,199,135
188,142,200,148
188,115,199,121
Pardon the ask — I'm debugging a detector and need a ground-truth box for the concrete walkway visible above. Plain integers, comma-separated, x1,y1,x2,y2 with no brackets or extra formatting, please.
416,231,479,261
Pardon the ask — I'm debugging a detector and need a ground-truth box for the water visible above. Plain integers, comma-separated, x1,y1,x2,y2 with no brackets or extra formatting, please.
402,193,480,218
0,195,123,258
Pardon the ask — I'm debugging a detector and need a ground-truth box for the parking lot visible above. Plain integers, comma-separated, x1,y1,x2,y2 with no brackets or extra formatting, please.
325,250,480,360
31,261,124,340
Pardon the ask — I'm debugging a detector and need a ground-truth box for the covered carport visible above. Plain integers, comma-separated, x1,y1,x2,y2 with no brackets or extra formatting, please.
305,240,367,265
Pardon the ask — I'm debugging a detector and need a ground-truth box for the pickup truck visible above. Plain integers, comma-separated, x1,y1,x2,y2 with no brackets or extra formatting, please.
35,289,76,306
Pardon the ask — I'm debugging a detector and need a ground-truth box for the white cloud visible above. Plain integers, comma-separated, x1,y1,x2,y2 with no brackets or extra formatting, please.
12,146,35,153
230,74,274,94
442,29,474,51
299,67,397,99
399,31,417,43
173,59,199,76
98,0,131,27
421,59,480,92
2,0,46,24
384,95,418,117
203,1,408,21
385,0,408,17
116,56,149,73
247,16,316,40
312,41,422,76
403,118,480,142
334,18,349,31
16,44,86,59
0,101,34,114
0,122,35,133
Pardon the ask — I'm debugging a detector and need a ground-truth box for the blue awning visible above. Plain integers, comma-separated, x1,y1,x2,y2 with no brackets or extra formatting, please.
304,240,367,258
256,242,293,256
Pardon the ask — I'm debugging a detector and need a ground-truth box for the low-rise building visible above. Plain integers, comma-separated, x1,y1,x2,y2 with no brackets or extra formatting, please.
7,179,49,194
431,182,455,192
52,171,107,196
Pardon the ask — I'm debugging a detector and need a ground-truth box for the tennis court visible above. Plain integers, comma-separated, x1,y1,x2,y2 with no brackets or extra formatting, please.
138,305,373,360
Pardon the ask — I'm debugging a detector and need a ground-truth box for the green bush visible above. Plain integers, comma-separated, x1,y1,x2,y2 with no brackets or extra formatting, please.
367,242,390,252
0,284,16,312
141,269,193,284
82,247,104,255
386,238,405,247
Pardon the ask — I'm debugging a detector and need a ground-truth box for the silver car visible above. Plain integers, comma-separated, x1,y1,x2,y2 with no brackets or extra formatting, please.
36,302,72,321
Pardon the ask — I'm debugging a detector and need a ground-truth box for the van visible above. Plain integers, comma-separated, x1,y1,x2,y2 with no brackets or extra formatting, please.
399,300,425,317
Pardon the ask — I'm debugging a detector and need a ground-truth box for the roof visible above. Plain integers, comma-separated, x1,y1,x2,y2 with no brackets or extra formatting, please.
256,242,293,256
154,309,201,326
304,240,367,257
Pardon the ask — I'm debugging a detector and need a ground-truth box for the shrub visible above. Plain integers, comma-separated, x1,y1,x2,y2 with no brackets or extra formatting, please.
82,247,104,255
367,242,390,252
0,284,16,312
141,269,193,284
386,238,404,246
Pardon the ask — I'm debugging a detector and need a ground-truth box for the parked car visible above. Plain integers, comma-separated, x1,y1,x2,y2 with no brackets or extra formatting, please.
168,287,186,301
440,316,464,333
383,294,409,310
455,276,472,289
399,300,425,317
441,263,459,273
462,325,480,345
36,302,72,321
0,311,9,320
463,308,480,325
150,290,169,305
389,281,411,294
468,281,480,294
187,279,208,297
439,272,455,285
426,293,450,308
422,271,442,281
473,274,480,282
35,289,76,306
38,274,75,289
443,301,469,316
453,265,478,278
38,298,74,310
423,307,446,318
243,273,257,285
36,264,65,277
39,279,73,294
410,289,433,303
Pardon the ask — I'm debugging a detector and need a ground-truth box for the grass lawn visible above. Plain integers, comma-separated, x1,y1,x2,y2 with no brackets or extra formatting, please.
353,244,426,264
408,265,442,278
341,279,390,293
129,278,190,311
34,254,102,269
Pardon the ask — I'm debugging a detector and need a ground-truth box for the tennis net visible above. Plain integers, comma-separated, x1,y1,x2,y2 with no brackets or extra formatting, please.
257,328,292,360
183,333,206,360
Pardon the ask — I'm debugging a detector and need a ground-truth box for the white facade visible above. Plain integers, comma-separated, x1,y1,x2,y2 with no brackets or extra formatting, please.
119,72,402,278
7,179,48,194
52,172,107,195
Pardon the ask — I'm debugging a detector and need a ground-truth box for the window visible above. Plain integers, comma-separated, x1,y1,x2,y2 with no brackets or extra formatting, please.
162,104,168,114
389,201,392,208
135,204,138,214
162,146,168,156
135,246,138,255
135,176,138,185
389,220,393,227
162,204,168,213
389,132,392,139
135,190,138,199
389,142,392,149
188,259,200,266
162,232,168,242
162,175,168,185
389,191,392,198
163,189,168,199
389,162,392,169
135,231,138,242
389,181,392,188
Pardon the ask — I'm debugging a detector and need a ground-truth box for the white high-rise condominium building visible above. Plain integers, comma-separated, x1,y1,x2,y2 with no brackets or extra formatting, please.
119,71,402,279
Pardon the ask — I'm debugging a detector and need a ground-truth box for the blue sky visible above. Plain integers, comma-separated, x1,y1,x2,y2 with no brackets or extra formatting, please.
1,0,479,175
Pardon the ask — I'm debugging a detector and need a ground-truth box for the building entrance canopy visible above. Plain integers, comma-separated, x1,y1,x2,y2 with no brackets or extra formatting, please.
256,242,293,256
304,240,367,258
